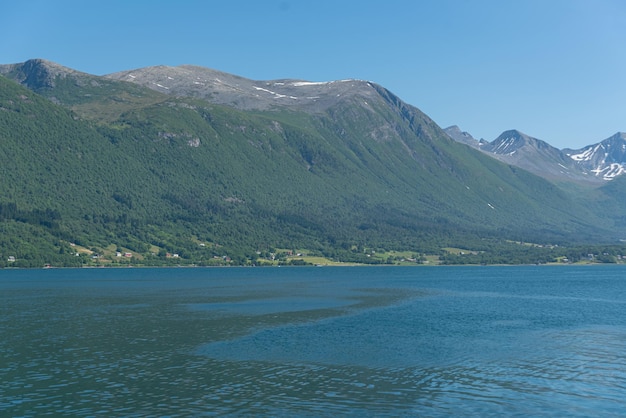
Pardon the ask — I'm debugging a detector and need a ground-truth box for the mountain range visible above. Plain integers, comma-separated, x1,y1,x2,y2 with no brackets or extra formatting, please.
444,126,626,183
0,59,624,266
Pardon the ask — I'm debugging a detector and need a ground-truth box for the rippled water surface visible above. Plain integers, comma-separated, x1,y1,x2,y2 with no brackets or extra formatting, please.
2,266,626,416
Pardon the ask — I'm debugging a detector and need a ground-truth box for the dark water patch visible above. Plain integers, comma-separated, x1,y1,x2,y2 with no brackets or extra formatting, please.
185,296,354,315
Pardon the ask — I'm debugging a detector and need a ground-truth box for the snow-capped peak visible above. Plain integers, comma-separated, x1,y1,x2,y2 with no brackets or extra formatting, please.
566,132,626,180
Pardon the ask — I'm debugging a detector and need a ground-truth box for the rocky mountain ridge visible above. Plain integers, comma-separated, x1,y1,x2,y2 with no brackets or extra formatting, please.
564,132,626,180
0,59,79,89
444,126,626,183
105,64,380,113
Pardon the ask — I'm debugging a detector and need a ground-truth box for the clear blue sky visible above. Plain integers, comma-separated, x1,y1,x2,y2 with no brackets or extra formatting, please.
2,0,624,149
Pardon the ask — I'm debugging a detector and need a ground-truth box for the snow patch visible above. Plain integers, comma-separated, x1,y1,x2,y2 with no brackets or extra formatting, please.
592,163,626,180
291,79,358,87
494,137,517,153
253,86,297,100
568,144,602,162
292,81,332,87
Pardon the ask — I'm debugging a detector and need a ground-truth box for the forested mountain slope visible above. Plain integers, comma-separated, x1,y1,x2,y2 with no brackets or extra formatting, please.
0,59,623,266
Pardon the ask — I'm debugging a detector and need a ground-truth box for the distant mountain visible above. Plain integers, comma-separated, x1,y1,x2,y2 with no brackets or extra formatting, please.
445,127,624,184
0,59,625,266
481,130,595,183
443,125,483,148
564,132,626,181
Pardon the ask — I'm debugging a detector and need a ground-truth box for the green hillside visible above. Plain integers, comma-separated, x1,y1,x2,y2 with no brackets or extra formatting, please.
0,61,624,267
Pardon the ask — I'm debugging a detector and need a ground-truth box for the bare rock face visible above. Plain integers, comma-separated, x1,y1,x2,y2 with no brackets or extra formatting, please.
446,127,626,183
0,59,79,90
105,64,381,113
444,125,481,148
565,133,626,181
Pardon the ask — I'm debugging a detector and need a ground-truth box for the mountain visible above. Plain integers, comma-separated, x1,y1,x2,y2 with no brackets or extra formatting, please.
0,59,167,122
564,132,626,181
109,64,626,185
444,125,484,148
105,64,382,114
0,58,79,92
0,59,624,266
445,127,625,184
481,130,596,183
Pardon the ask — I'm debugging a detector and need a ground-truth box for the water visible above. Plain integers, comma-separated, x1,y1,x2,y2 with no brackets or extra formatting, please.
1,266,626,416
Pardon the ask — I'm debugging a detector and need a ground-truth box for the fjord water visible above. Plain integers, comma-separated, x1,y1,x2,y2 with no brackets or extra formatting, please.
1,266,626,416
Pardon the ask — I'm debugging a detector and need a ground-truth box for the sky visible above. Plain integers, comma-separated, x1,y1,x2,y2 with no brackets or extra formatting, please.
1,0,624,149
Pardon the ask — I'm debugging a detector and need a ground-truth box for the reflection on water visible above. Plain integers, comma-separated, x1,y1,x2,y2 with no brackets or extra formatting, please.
1,266,626,416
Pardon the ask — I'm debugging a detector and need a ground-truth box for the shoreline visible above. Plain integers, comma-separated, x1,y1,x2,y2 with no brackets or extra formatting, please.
2,261,625,270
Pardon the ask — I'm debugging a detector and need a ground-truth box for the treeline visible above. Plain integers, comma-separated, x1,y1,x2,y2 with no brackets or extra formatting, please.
439,243,626,265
